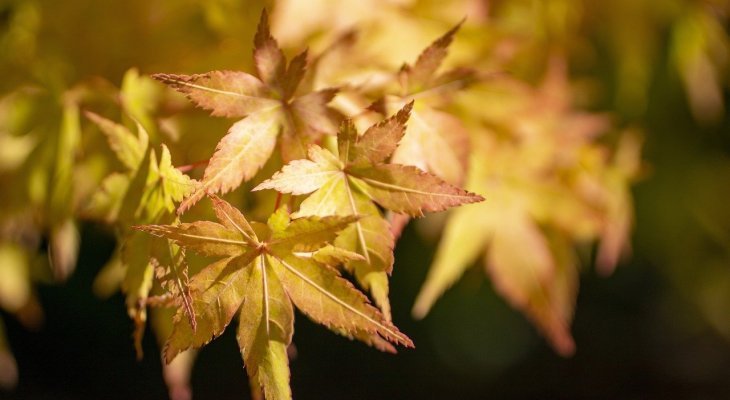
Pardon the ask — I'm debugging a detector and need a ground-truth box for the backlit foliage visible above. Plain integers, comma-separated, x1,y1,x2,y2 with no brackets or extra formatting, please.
1,0,728,399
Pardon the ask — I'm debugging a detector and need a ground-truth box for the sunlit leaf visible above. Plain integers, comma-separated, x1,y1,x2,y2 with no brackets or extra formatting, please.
136,197,412,399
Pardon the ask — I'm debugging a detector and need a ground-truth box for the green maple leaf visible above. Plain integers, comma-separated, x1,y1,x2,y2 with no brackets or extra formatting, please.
136,196,412,400
85,112,197,356
254,103,483,318
153,10,340,213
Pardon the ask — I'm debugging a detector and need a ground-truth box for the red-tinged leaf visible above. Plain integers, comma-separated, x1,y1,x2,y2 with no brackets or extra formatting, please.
348,163,484,217
164,253,256,362
155,13,341,208
152,72,277,118
290,88,340,135
297,177,396,317
596,132,641,275
254,9,286,95
352,101,413,164
270,255,412,347
135,221,249,258
178,107,281,213
402,20,464,91
282,49,309,100
486,214,576,357
260,104,482,315
135,198,410,399
388,212,410,240
209,195,259,245
295,175,395,273
152,246,195,333
392,107,469,186
279,126,314,162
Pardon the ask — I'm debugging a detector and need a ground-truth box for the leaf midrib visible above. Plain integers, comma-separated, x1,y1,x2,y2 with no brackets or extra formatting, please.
275,256,408,345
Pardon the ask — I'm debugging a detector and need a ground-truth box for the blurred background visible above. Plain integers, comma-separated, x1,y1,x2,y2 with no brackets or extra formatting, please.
1,0,730,399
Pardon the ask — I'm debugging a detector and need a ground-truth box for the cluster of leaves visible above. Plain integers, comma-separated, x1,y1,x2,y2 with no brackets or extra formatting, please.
8,0,730,398
268,1,645,358
132,13,483,398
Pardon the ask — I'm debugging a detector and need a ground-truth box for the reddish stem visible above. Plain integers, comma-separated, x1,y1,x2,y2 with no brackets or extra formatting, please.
274,192,283,212
176,159,209,173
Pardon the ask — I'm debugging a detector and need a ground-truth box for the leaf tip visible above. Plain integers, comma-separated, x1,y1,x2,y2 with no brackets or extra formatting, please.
254,9,273,47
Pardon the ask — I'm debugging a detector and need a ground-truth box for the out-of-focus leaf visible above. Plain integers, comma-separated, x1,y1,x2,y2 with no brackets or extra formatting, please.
0,243,31,313
92,249,125,299
48,219,79,282
121,68,161,136
670,3,729,125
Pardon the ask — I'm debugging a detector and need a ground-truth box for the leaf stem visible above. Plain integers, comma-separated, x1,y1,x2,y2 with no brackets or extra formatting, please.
176,159,210,173
274,192,283,212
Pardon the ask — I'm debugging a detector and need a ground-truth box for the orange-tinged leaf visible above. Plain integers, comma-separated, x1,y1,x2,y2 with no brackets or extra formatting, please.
152,72,278,118
392,107,469,186
350,101,413,164
135,221,249,258
254,9,287,95
262,103,482,315
290,88,340,135
282,49,309,100
271,255,412,347
178,106,281,213
349,163,483,217
209,195,258,244
164,253,256,362
154,12,341,211
486,214,576,356
401,20,464,91
135,197,410,398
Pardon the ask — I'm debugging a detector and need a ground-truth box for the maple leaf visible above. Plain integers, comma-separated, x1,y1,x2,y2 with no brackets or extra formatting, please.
410,58,635,356
340,21,474,239
254,103,483,317
385,20,474,186
85,112,197,357
153,10,340,213
136,196,412,400
411,143,577,356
